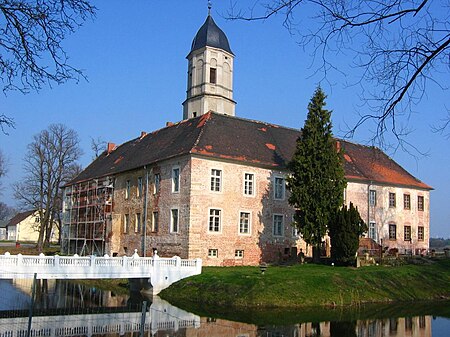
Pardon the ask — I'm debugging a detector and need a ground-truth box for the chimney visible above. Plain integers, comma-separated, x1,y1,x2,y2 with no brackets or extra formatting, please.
166,122,174,127
140,131,147,139
336,140,341,152
106,142,116,154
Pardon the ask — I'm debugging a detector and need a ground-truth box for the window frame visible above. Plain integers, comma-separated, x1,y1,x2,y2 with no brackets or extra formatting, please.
170,208,179,233
137,177,143,198
403,194,411,210
210,169,222,192
274,176,285,200
243,173,255,196
208,208,222,233
418,195,424,211
238,211,251,235
208,249,218,258
125,180,131,199
418,226,424,241
272,214,284,237
151,211,159,233
369,221,377,241
172,167,180,193
154,173,160,194
389,223,397,240
389,192,396,208
123,214,129,234
135,213,141,233
235,250,244,258
369,189,377,206
209,67,217,84
404,225,411,241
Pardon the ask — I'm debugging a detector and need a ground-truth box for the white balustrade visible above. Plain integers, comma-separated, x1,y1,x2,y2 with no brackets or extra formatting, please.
0,250,202,295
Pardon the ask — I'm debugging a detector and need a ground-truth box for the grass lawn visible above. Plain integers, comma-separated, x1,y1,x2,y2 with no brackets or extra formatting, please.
161,259,450,310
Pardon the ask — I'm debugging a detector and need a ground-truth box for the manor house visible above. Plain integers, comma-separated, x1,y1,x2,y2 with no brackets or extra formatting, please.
62,13,431,266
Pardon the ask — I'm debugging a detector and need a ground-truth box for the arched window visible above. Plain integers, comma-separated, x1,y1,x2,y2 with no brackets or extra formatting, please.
223,62,230,88
196,59,204,86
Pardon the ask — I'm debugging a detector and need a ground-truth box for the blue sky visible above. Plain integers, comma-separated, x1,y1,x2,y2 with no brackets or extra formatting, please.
1,1,448,237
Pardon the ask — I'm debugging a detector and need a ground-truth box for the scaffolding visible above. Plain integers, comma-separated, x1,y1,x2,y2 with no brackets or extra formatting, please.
62,177,114,256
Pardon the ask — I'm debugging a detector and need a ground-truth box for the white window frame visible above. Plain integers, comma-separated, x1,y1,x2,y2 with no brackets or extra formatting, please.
274,176,285,200
135,213,141,233
208,249,218,258
273,214,284,237
125,180,131,199
235,250,244,258
152,211,159,232
210,169,222,192
243,173,255,196
418,226,424,241
172,167,180,193
123,214,129,233
404,225,411,241
154,173,161,194
170,208,179,233
238,211,251,235
389,192,396,208
137,177,143,198
369,221,377,241
404,194,411,210
208,208,222,233
389,223,397,240
369,189,376,206
418,195,424,211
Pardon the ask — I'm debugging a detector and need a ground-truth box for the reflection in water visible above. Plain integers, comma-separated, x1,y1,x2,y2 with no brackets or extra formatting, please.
0,279,447,337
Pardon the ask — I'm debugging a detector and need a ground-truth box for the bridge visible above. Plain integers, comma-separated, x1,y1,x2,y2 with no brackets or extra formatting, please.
0,297,200,337
0,250,202,294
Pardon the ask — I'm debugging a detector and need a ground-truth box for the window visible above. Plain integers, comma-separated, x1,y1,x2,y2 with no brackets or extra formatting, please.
154,173,160,194
125,180,131,199
404,225,411,241
369,221,377,241
418,195,424,211
244,173,254,196
209,209,221,232
274,177,285,200
343,188,347,204
35,216,40,223
389,192,396,208
152,212,159,232
172,167,180,193
124,214,129,233
210,169,222,192
235,250,244,258
239,212,250,234
137,177,143,198
209,67,216,84
171,209,179,233
418,226,424,241
208,249,218,257
273,214,284,236
135,213,141,233
369,189,376,206
389,224,397,240
404,194,411,210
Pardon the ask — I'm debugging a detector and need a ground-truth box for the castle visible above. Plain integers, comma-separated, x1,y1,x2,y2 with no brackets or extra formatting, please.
62,13,431,265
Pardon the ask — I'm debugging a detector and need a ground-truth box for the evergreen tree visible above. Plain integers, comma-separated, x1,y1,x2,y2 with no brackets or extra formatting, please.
329,202,367,266
287,87,346,262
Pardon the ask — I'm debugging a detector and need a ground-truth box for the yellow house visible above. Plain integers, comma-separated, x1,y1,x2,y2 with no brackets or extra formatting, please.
6,210,58,243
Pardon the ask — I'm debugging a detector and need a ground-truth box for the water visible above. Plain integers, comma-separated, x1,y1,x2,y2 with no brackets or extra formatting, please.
0,279,448,337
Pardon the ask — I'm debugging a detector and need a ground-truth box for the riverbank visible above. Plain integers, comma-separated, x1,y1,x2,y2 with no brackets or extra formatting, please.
160,259,450,311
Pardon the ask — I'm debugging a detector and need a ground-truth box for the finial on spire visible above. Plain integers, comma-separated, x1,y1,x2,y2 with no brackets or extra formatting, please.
208,1,212,15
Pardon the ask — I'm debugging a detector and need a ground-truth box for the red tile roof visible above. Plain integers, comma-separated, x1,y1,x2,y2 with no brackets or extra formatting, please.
69,112,431,190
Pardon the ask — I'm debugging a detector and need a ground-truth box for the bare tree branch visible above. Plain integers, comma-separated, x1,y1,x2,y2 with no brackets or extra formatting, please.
228,0,450,147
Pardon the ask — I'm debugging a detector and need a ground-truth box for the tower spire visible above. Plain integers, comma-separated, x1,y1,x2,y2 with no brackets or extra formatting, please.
208,1,212,16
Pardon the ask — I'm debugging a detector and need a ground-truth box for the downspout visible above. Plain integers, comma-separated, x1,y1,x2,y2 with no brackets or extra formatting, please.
367,181,372,240
142,166,150,256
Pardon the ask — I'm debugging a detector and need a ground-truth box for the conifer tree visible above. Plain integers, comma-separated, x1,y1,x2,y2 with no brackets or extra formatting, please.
329,202,367,266
287,87,346,262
